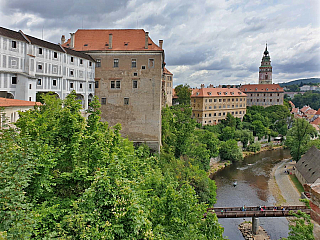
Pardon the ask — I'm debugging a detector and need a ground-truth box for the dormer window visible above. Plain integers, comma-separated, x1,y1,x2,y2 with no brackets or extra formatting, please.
208,92,212,95
224,92,228,95
276,88,279,91
218,92,221,95
196,92,199,95
245,88,247,91
266,88,268,91
255,88,258,91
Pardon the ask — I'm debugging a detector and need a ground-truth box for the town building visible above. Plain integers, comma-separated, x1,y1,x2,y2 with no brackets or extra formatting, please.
239,84,284,107
0,97,41,128
162,67,173,107
0,27,95,108
295,146,320,186
191,85,247,125
62,29,165,151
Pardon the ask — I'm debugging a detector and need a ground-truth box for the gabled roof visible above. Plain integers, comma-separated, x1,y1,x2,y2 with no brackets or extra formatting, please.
300,105,311,113
61,46,94,61
0,27,29,43
62,29,162,51
0,98,41,107
311,117,320,125
305,109,317,115
163,67,173,75
289,101,295,108
291,108,299,114
239,84,284,93
191,88,246,97
315,108,320,115
21,32,64,53
296,146,320,184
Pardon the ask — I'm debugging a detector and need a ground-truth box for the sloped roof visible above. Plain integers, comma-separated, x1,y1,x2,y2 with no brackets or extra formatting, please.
289,101,295,108
305,109,317,115
300,105,311,113
239,84,284,93
191,87,246,97
296,146,320,184
0,98,41,107
62,29,163,52
315,108,320,115
22,32,64,53
163,67,173,75
311,117,320,125
311,124,320,131
61,46,94,61
0,27,28,43
291,108,299,114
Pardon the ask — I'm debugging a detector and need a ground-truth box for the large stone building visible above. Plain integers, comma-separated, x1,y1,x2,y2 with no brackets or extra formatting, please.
0,27,95,108
239,84,284,107
63,29,165,151
240,45,284,107
191,85,247,125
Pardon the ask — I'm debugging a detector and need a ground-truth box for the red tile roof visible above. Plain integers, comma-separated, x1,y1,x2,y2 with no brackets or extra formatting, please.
0,98,41,107
289,101,295,108
191,88,246,97
315,108,320,115
305,109,317,115
311,117,320,125
300,106,311,113
63,29,162,52
291,108,299,114
239,84,284,92
163,67,173,75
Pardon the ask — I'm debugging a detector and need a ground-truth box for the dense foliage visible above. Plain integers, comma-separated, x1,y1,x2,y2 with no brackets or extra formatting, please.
285,118,317,161
291,91,320,110
174,84,192,105
0,93,225,239
282,211,314,240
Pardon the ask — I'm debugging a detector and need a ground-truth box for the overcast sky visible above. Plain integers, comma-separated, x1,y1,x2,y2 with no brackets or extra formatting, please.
1,0,319,87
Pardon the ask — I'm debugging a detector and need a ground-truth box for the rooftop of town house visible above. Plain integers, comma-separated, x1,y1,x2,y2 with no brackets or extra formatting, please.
62,29,163,52
300,105,311,113
291,108,299,114
163,67,173,75
0,98,41,107
239,84,284,92
191,87,246,97
0,26,28,43
311,117,320,125
289,100,295,108
315,108,320,115
305,109,317,115
296,146,320,184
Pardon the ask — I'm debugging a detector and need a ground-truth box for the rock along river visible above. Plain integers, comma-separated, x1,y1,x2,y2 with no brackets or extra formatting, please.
211,148,292,240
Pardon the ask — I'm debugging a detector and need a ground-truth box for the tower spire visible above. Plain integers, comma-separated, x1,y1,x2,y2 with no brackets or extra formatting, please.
264,42,269,55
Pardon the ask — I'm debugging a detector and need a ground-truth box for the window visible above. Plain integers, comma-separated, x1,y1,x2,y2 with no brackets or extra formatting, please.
12,41,17,48
223,99,226,102
37,78,42,85
89,61,92,67
29,97,32,101
124,98,129,105
80,59,83,65
270,93,272,96
70,82,74,89
96,59,101,67
39,48,43,54
71,57,74,62
111,80,121,89
70,70,74,76
133,72,138,77
239,111,242,114
29,84,32,89
11,76,17,84
232,112,234,115
53,79,57,86
148,59,154,68
277,99,279,102
38,64,43,70
132,59,137,68
113,59,119,68
209,113,212,117
80,83,83,89
142,65,146,69
223,112,225,116
270,99,272,102
89,83,92,89
235,111,238,114
205,114,207,117
214,99,217,102
95,81,99,88
205,99,207,103
214,113,216,116
209,99,212,102
133,80,138,88
219,99,222,102
101,98,106,105
54,52,58,58
218,113,221,116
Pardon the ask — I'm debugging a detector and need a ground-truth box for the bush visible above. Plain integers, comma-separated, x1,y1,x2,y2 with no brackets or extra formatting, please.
247,142,261,153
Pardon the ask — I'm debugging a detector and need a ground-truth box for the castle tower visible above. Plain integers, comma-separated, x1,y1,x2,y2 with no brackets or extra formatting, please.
259,44,272,84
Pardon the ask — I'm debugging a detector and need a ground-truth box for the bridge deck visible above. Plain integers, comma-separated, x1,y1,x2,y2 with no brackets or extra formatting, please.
207,205,310,218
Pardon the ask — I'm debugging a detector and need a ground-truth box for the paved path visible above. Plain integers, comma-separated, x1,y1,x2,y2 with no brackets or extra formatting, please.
274,159,301,205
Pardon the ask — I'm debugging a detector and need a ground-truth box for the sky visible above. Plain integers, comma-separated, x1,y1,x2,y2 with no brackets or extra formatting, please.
0,0,319,87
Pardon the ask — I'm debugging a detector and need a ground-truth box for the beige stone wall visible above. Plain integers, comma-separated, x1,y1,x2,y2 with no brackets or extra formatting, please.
1,105,35,128
90,51,163,151
246,92,284,107
191,95,247,125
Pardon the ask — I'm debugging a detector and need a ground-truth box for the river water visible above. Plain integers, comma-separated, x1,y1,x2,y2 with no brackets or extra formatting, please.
212,148,291,240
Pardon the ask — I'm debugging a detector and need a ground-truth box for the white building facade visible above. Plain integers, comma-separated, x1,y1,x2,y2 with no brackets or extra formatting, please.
0,27,95,108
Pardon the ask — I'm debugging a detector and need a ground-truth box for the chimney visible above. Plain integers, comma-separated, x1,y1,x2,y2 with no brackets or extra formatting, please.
61,35,65,44
227,85,230,89
109,34,113,49
70,33,75,49
159,39,163,49
200,84,204,89
145,32,149,49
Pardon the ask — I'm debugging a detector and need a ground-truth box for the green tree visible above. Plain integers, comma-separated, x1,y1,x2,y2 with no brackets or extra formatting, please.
220,126,235,141
282,211,314,240
235,129,254,148
286,118,317,161
219,139,243,162
175,84,191,105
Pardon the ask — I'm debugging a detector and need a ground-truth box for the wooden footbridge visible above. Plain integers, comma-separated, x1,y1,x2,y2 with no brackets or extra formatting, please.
207,205,310,218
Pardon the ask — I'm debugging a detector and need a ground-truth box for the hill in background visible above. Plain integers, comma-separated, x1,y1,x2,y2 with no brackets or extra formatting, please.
279,78,320,87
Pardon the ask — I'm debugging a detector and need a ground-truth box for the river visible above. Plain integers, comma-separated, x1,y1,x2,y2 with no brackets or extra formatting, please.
212,148,292,240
